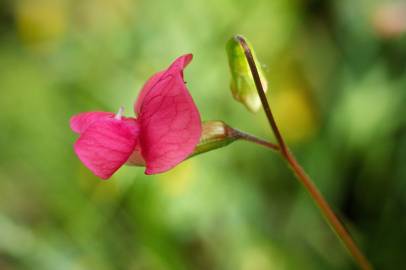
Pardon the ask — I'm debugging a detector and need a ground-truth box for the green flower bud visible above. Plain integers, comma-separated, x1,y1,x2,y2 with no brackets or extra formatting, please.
226,35,268,113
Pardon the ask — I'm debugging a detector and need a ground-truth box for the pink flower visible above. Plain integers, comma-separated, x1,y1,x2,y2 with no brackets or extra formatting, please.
70,54,202,179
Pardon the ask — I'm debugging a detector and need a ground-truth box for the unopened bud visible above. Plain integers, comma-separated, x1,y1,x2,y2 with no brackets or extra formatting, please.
226,35,268,113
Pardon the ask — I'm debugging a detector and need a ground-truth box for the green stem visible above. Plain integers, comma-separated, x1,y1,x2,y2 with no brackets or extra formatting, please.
236,35,373,270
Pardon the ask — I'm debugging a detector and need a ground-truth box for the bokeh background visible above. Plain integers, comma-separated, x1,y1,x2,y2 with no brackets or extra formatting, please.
1,0,406,269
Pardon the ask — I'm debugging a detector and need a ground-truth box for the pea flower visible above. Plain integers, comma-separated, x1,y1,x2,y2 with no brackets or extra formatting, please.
70,54,202,179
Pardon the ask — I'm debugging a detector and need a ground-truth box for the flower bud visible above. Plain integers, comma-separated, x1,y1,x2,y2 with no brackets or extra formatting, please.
226,35,268,113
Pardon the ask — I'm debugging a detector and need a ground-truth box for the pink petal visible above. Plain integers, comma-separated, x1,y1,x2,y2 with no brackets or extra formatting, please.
70,112,114,134
134,71,165,115
135,54,201,174
74,117,140,179
134,54,193,115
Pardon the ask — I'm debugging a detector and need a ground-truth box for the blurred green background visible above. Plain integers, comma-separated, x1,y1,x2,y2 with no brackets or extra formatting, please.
1,0,406,269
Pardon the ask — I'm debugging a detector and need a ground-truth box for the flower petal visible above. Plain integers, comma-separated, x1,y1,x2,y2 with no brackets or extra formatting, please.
134,71,165,115
135,54,201,174
134,54,193,115
70,112,114,134
74,118,140,179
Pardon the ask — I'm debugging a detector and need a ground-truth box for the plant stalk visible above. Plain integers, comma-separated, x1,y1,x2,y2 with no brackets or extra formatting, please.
236,35,373,270
228,127,280,151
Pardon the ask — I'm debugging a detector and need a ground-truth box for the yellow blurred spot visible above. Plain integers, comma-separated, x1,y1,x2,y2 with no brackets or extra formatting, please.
240,247,283,270
15,0,66,49
157,160,196,197
271,87,318,143
76,0,134,33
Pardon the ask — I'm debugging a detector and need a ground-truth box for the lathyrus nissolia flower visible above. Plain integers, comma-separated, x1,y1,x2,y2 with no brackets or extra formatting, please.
70,54,202,179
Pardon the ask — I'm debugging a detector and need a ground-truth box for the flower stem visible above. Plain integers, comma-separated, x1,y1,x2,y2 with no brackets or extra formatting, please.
190,121,278,158
228,127,279,151
235,35,373,270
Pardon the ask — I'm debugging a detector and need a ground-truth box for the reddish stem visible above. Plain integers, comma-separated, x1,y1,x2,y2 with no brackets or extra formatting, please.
236,35,373,270
228,127,280,151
